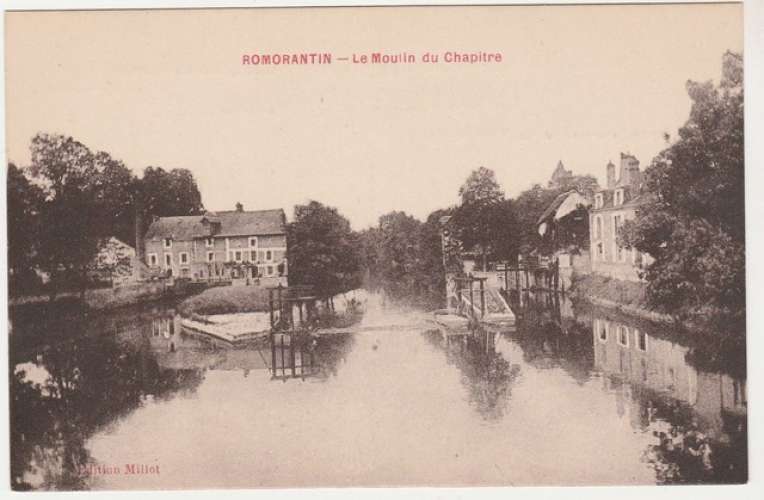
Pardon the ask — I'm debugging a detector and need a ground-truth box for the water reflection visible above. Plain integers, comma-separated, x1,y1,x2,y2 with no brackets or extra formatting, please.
588,311,747,483
422,327,520,420
9,292,747,489
10,306,204,490
10,304,353,490
508,290,747,484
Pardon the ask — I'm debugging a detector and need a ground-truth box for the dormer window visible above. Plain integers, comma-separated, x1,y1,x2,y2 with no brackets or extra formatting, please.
249,237,258,248
164,238,172,249
614,189,624,206
594,193,604,209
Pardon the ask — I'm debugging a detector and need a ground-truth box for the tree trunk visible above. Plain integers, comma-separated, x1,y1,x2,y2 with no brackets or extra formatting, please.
79,265,88,301
47,272,58,303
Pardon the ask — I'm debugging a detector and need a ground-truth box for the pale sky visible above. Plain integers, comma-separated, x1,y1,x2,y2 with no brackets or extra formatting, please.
5,4,742,229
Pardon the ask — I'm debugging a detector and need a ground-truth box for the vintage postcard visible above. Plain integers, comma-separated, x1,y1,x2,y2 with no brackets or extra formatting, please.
4,1,748,492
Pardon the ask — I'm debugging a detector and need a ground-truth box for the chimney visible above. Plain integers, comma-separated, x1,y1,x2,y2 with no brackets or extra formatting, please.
619,153,640,189
235,202,244,212
606,161,616,189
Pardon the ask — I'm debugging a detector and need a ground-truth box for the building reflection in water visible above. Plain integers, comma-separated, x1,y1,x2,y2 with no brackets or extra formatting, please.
590,313,746,484
510,289,747,484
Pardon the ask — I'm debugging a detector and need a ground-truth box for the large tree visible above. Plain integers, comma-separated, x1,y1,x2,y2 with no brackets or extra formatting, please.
287,201,361,296
7,163,45,294
29,134,103,297
450,167,513,269
137,166,204,222
621,51,744,326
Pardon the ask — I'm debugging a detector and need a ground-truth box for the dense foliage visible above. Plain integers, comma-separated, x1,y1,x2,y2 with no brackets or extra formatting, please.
287,201,362,296
621,52,744,328
449,167,520,268
7,133,205,297
360,209,449,308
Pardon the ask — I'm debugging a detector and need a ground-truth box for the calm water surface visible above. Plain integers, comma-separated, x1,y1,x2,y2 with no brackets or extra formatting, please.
10,293,747,489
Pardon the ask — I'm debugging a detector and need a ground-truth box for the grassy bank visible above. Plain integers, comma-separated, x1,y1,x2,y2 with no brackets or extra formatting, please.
178,285,270,316
569,273,674,324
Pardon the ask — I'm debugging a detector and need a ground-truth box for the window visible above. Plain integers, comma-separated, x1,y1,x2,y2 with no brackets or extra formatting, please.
595,216,602,240
617,325,629,347
614,189,624,206
249,237,258,247
250,250,256,262
148,253,158,266
614,215,623,261
596,242,603,261
635,329,647,352
266,250,273,261
180,252,189,265
164,253,172,267
205,238,214,247
595,193,603,209
267,265,274,276
164,238,172,249
597,320,608,342
207,251,215,262
234,250,242,262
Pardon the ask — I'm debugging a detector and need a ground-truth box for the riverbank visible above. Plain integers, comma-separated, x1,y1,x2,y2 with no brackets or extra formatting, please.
177,287,367,343
8,280,197,313
569,273,675,324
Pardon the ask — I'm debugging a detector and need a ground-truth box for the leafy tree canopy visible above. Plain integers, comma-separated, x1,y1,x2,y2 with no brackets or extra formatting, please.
621,51,744,326
287,201,361,296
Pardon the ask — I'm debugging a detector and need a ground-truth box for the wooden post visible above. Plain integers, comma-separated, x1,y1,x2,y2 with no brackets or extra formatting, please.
469,279,474,318
280,334,285,378
291,338,296,377
271,333,276,377
269,290,275,329
479,279,485,318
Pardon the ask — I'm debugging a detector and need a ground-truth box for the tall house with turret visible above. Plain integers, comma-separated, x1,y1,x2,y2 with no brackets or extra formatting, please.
589,153,653,281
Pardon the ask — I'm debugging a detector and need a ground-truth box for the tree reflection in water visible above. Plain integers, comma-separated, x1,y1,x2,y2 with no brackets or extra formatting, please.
422,327,520,420
10,309,204,491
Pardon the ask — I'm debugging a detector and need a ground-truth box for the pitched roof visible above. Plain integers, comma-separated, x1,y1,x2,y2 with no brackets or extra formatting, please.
145,209,286,241
536,190,590,226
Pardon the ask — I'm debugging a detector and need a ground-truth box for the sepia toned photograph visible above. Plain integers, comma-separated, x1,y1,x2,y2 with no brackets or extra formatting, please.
4,1,749,492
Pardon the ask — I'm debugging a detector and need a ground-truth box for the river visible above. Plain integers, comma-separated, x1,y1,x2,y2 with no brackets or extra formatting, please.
9,291,747,489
